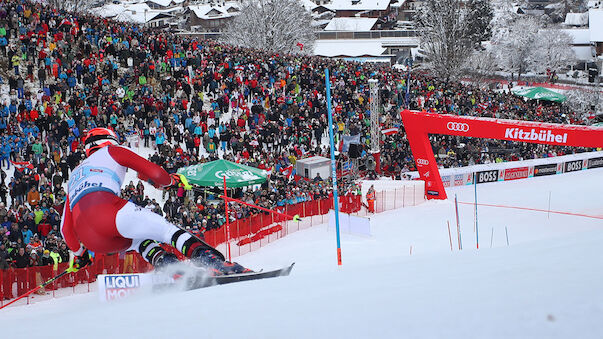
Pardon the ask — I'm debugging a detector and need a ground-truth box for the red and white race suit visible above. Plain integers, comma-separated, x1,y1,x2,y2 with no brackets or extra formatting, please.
60,145,197,258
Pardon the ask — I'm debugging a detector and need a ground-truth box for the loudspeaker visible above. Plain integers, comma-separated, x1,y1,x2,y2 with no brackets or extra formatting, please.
366,158,375,171
349,144,361,159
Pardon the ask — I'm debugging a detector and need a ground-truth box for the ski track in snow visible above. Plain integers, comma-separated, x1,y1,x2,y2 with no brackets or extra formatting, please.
0,168,602,339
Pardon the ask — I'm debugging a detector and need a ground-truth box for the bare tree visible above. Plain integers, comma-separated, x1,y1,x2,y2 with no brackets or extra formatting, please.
531,29,576,74
415,0,472,81
221,0,315,55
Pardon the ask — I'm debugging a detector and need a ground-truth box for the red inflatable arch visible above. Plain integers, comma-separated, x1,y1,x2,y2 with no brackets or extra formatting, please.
400,109,603,200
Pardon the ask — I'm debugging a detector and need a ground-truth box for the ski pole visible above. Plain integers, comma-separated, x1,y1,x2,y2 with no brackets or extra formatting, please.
0,267,75,310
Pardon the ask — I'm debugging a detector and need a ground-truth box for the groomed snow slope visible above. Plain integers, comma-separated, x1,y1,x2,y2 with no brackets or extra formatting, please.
1,169,602,339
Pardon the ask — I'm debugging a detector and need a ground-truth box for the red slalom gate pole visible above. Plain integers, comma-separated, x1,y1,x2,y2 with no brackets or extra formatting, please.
0,268,73,310
447,221,453,252
221,195,300,221
223,176,232,262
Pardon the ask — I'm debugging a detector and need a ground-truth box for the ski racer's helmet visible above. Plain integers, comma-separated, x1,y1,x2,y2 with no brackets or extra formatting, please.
84,127,119,157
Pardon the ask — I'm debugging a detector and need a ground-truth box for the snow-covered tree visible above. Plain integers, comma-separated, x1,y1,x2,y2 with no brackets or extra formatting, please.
462,49,498,84
564,89,602,122
465,0,493,49
416,0,472,81
493,16,541,80
490,0,519,45
44,0,96,13
531,29,576,74
221,0,315,55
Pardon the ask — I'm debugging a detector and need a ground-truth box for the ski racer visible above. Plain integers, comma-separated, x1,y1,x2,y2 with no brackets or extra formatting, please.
60,127,250,275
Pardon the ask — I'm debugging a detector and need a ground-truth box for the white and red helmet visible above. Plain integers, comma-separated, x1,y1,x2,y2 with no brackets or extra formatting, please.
84,127,119,156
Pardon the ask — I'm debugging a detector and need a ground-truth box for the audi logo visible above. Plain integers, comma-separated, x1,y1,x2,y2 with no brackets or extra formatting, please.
416,159,429,166
447,122,470,132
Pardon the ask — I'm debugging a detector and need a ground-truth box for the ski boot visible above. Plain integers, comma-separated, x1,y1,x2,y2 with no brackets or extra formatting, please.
191,249,252,276
152,252,180,270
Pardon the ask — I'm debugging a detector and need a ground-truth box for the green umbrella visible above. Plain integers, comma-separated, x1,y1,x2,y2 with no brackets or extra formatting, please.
512,87,566,103
177,159,267,188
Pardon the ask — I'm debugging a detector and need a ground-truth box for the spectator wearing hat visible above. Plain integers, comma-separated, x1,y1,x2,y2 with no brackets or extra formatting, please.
41,249,53,266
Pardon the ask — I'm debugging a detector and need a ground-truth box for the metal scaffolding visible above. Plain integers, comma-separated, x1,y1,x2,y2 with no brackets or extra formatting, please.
368,79,380,154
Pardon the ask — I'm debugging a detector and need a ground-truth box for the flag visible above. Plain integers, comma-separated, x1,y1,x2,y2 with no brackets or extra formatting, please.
341,134,361,152
477,102,489,110
381,127,399,136
11,160,34,172
279,164,294,180
235,65,244,71
341,161,352,177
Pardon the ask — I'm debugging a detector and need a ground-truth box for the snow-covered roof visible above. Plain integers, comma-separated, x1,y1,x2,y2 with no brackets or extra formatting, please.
324,17,377,31
324,0,391,11
390,0,407,8
146,0,185,7
299,0,318,11
115,10,161,24
560,29,591,45
189,2,240,20
314,39,386,57
90,3,127,18
564,12,588,26
589,9,603,42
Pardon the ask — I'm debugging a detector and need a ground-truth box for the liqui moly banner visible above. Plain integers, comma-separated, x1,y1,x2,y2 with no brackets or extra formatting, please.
401,109,603,200
97,273,173,302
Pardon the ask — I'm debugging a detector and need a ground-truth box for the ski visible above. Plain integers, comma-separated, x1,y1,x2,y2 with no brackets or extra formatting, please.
186,263,295,290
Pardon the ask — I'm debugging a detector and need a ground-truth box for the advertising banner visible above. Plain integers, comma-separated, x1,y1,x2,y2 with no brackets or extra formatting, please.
454,174,464,186
400,109,603,199
475,170,499,184
588,157,603,169
97,273,173,302
533,163,558,177
504,167,530,181
441,175,451,187
564,160,583,173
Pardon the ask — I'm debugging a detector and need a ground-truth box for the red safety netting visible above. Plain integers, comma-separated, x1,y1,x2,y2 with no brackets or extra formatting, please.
1,192,416,307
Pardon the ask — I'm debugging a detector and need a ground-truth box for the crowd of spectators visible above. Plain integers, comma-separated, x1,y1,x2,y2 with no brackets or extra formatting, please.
0,0,596,273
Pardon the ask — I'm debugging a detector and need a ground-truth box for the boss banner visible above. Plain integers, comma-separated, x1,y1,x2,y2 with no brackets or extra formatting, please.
564,160,584,173
475,170,499,184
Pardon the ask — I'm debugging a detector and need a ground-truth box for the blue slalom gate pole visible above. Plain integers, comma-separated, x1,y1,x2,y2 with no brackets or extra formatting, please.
325,68,342,266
